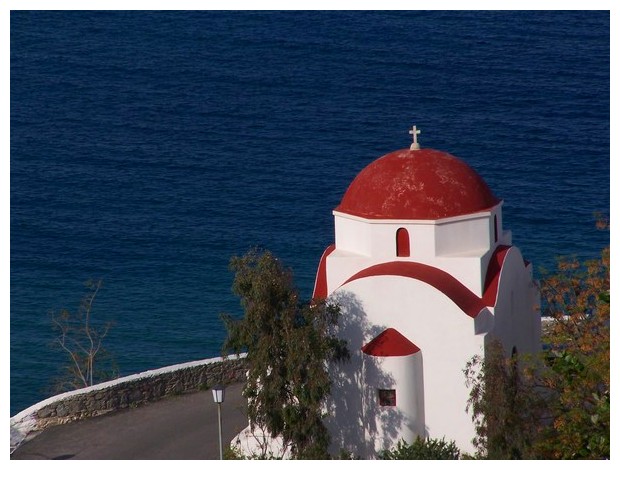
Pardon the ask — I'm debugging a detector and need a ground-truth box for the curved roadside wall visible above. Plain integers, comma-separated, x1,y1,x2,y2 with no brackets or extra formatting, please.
10,354,247,453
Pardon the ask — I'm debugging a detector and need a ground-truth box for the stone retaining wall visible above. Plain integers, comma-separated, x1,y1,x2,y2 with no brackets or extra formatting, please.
10,354,247,452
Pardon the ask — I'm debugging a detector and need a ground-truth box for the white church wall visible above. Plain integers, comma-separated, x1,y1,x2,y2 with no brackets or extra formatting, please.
331,209,516,298
325,250,375,296
431,255,487,297
362,351,425,456
368,223,435,259
334,214,372,255
326,247,488,300
231,425,292,459
493,206,502,245
491,205,513,246
490,247,541,356
435,214,492,256
323,287,371,458
333,213,437,259
334,210,498,263
329,276,486,456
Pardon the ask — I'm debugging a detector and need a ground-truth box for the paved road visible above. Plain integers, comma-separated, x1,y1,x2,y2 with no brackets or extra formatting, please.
11,383,248,460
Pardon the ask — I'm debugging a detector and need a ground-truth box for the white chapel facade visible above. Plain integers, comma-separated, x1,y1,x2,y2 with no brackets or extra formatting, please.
313,128,541,457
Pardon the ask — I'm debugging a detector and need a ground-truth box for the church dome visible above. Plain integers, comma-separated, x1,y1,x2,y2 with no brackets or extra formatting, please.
335,148,500,220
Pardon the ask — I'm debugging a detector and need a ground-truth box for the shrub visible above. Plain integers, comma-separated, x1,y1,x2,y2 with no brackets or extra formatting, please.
378,437,460,460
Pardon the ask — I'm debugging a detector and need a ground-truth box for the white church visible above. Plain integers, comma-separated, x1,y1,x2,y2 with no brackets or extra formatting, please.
313,127,541,457
234,128,541,458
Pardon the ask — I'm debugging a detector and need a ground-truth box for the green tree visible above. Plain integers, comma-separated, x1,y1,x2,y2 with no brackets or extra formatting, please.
221,248,349,459
535,244,610,459
464,340,544,459
464,240,610,459
50,279,118,392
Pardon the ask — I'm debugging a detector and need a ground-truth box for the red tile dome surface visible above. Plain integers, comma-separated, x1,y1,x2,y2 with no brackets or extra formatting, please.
335,148,500,220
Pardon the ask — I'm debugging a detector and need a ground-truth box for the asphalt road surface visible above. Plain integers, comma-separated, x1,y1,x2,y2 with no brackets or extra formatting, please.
11,382,248,460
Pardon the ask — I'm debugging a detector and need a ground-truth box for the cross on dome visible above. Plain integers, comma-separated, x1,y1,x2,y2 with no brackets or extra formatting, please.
409,125,421,150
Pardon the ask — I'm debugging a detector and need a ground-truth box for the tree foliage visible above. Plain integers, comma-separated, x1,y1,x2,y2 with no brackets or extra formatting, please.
221,248,349,459
50,279,118,392
378,437,460,460
536,243,610,459
465,238,610,459
464,340,544,459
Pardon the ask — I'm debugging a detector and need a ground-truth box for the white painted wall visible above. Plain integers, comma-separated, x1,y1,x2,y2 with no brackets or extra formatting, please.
362,351,425,456
330,207,508,297
324,203,540,458
334,210,497,260
334,214,373,256
435,215,491,256
326,249,377,295
327,276,487,455
490,247,541,355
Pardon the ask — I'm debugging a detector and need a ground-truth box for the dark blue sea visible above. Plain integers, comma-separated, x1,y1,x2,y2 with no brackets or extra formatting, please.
10,11,609,416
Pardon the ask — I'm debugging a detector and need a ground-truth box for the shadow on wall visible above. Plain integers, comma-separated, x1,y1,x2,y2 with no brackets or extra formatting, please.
325,291,408,459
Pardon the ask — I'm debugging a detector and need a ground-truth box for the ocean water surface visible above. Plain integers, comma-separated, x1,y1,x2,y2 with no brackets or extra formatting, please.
10,11,609,415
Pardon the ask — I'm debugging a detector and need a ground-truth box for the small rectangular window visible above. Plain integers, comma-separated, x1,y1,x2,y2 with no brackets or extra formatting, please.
378,389,396,407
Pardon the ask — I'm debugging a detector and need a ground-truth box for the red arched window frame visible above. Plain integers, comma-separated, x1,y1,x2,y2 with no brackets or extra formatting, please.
396,228,410,257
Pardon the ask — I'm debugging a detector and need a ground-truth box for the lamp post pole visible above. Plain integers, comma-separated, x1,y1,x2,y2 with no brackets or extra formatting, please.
217,401,223,460
212,385,225,460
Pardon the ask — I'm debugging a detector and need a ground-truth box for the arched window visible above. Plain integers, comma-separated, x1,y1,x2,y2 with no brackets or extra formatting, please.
493,215,498,243
396,228,410,257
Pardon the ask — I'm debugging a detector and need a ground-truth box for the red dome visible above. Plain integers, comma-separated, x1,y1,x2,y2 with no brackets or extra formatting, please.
335,148,500,220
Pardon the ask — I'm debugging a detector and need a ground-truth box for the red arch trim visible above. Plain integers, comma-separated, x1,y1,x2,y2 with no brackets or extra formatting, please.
482,245,511,307
341,261,486,317
340,246,511,318
312,244,336,300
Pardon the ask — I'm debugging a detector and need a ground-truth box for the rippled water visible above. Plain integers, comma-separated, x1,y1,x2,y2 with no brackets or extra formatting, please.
10,11,609,415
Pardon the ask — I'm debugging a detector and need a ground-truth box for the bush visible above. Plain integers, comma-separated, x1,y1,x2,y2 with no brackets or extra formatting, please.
378,437,460,460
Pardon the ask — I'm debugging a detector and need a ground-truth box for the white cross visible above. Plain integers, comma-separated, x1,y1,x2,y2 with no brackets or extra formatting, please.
409,125,421,150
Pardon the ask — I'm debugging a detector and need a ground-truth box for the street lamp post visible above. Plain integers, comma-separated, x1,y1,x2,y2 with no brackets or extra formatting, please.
212,384,226,460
